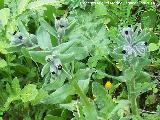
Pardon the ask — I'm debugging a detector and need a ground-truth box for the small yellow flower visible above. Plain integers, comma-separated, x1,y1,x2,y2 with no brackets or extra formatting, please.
105,81,112,89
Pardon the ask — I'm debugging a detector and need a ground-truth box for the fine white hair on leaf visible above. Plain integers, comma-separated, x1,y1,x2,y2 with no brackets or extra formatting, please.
118,24,148,60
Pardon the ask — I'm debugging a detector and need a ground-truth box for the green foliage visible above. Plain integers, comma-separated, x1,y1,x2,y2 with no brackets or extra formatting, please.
37,26,52,50
20,84,38,102
0,8,10,27
0,0,159,120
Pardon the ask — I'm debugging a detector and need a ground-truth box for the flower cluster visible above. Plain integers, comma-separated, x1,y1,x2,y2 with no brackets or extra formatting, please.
55,16,68,44
45,55,62,75
10,31,37,47
120,24,148,60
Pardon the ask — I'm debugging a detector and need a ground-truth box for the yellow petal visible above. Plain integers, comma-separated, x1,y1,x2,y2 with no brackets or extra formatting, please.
105,81,112,89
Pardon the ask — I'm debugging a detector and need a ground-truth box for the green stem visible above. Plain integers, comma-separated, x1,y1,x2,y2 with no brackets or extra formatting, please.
6,54,12,81
127,77,139,116
67,71,90,106
72,81,90,106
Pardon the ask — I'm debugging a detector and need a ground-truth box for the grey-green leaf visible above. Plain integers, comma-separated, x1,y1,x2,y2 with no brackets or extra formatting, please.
41,84,75,104
37,26,52,50
29,51,51,64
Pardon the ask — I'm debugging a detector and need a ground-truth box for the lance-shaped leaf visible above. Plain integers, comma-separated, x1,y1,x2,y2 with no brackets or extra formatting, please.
40,18,57,38
51,39,80,54
82,102,98,120
37,26,52,50
41,84,75,104
29,51,51,64
41,63,50,77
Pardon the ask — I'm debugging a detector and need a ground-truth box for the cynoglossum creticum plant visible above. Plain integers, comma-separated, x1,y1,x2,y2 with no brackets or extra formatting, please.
1,0,160,119
55,16,68,45
109,23,157,118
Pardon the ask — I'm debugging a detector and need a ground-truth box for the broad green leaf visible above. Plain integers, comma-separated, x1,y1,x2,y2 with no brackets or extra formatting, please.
52,39,80,53
87,55,101,68
29,51,51,64
143,113,160,120
108,100,130,119
59,53,75,63
0,59,7,68
0,8,10,27
71,47,89,60
142,10,157,28
28,0,61,9
60,100,77,112
92,82,115,118
82,102,98,120
20,84,38,102
17,0,31,15
65,20,77,35
37,26,52,50
148,43,159,52
135,82,156,96
75,68,94,81
41,84,75,104
78,78,90,94
21,47,30,58
40,18,57,38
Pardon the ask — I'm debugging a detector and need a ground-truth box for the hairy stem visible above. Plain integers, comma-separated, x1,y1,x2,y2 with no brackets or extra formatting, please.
72,80,90,106
127,76,140,116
